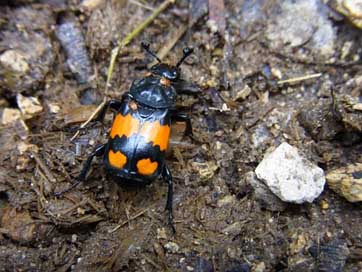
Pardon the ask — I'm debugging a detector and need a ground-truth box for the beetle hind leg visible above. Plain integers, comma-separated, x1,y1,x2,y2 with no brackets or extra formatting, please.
162,165,175,233
54,144,106,196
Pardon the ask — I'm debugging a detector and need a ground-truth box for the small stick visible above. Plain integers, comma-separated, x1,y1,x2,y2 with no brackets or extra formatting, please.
148,24,188,68
70,0,175,141
109,208,149,233
57,199,88,215
85,198,105,214
140,254,163,271
130,0,154,10
125,206,132,229
277,73,322,85
31,151,57,183
72,214,103,224
70,99,106,142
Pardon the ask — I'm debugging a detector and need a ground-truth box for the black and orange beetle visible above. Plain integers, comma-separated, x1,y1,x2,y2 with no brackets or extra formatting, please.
56,43,198,231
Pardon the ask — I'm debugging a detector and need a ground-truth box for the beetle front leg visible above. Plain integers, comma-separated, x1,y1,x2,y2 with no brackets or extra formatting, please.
171,112,193,136
163,165,175,233
54,144,106,196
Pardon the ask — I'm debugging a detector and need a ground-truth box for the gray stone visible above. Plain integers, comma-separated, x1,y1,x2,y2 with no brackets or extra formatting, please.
266,0,336,58
255,142,325,203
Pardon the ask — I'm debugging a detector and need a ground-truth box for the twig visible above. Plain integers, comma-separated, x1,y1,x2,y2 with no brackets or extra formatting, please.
277,73,322,85
109,208,149,233
71,214,103,224
70,0,175,141
31,151,57,183
140,254,163,271
125,206,132,229
130,0,154,10
57,199,88,215
70,100,105,141
31,175,46,211
148,24,188,68
85,198,105,214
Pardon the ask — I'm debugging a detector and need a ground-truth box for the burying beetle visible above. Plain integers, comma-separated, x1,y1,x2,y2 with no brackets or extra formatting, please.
55,42,199,232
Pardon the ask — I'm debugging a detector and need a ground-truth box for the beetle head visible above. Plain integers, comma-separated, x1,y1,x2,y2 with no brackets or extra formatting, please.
141,42,193,81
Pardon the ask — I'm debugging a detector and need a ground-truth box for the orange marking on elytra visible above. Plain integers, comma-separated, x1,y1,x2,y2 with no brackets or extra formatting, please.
137,158,158,175
108,150,127,169
140,121,170,151
110,113,140,139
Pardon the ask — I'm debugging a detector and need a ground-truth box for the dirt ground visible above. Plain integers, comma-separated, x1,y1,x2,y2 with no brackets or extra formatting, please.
0,0,362,271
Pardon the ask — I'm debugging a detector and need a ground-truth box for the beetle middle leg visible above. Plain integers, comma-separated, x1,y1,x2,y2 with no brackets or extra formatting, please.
171,112,193,136
54,144,106,196
162,165,175,233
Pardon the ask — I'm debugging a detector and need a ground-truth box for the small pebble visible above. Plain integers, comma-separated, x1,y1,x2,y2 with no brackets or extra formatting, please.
164,242,180,253
157,228,167,240
327,163,362,202
321,200,329,210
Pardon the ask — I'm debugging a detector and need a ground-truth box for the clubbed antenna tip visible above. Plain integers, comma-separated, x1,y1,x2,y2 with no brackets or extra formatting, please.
176,47,194,67
141,42,161,63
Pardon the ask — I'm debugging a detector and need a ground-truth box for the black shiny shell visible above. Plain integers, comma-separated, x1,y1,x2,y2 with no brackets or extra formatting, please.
130,76,177,109
150,63,179,81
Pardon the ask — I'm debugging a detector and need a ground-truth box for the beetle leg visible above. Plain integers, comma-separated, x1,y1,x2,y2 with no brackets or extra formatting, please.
54,144,106,196
163,165,175,233
171,112,193,136
173,79,201,95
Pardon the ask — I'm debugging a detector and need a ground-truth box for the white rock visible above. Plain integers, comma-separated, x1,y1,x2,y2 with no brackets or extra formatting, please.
255,142,325,203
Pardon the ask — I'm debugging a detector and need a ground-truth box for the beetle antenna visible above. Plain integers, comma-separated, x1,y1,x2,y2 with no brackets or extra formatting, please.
176,47,194,67
141,42,161,63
